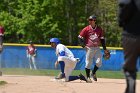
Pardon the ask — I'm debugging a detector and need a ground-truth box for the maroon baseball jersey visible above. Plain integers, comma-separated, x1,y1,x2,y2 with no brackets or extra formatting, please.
27,45,36,55
79,25,104,47
0,26,4,36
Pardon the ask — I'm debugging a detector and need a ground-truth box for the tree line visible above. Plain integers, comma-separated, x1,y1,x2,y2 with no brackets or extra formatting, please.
0,0,122,47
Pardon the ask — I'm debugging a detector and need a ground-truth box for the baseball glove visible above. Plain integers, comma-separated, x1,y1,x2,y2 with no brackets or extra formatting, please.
103,50,110,60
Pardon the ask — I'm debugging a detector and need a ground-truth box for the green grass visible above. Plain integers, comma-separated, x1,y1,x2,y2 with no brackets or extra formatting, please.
0,68,140,79
0,81,7,86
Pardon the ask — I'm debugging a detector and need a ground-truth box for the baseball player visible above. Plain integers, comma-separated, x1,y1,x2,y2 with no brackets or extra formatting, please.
50,38,87,82
118,0,140,93
0,25,4,53
78,15,109,83
26,41,37,70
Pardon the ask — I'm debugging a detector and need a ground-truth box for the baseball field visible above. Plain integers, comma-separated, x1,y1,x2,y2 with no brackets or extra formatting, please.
0,68,140,93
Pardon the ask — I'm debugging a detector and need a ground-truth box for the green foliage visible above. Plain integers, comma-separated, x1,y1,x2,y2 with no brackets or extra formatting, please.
0,0,122,46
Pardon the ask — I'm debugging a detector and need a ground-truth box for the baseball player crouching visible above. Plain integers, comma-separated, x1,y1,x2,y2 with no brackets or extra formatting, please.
50,38,87,82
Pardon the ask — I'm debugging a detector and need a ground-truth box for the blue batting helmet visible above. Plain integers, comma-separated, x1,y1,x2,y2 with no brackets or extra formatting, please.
50,38,60,44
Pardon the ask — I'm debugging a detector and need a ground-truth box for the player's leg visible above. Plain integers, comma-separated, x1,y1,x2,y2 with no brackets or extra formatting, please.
64,61,87,82
85,47,94,83
92,48,102,81
64,67,75,82
61,58,80,82
57,56,80,81
68,74,87,82
122,33,140,93
56,56,73,79
28,55,32,69
55,61,65,79
59,61,65,74
32,56,37,70
58,56,79,79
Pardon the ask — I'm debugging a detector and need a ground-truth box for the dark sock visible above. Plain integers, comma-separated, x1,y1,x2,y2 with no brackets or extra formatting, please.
92,65,98,75
85,68,90,78
68,76,79,81
59,61,65,74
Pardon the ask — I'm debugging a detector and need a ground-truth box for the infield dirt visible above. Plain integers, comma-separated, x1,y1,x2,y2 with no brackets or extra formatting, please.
0,75,140,93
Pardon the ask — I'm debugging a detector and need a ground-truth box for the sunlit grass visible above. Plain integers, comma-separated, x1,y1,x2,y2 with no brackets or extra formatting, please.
0,68,140,79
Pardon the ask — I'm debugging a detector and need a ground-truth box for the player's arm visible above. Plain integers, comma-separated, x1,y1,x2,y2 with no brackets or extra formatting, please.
33,48,37,57
78,27,87,48
100,38,106,50
55,46,65,69
55,60,59,68
100,37,110,59
26,49,29,57
57,45,66,56
59,51,65,56
100,29,107,50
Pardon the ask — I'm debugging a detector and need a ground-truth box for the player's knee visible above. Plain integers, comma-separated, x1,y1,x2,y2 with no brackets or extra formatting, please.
58,56,67,62
123,68,137,80
85,65,90,69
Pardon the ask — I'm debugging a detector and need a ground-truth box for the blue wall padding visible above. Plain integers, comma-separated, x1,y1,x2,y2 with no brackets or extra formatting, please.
0,45,140,71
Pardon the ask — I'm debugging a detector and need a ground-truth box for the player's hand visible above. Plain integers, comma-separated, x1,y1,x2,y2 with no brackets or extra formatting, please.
81,45,85,48
33,54,36,57
55,61,59,68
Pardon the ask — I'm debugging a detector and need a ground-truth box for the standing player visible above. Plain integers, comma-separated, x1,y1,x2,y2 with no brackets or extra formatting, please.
0,24,4,76
0,24,4,53
118,0,140,93
26,41,37,70
78,15,110,83
50,38,87,82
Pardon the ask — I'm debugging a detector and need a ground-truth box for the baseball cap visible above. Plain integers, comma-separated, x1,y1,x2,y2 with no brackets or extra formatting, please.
88,15,96,20
29,40,33,44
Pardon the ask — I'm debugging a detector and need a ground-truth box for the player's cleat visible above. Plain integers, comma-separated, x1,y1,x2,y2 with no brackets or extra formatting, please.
90,72,97,81
55,73,65,79
87,78,92,83
92,74,97,81
79,73,87,82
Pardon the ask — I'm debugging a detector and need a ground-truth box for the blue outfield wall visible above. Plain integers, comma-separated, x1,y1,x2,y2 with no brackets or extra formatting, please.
0,43,140,71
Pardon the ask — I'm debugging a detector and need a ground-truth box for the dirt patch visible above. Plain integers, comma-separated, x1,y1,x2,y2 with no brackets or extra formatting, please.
0,75,140,93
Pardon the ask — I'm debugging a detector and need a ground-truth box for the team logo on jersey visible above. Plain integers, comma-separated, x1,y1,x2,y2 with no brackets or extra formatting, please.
89,33,98,40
